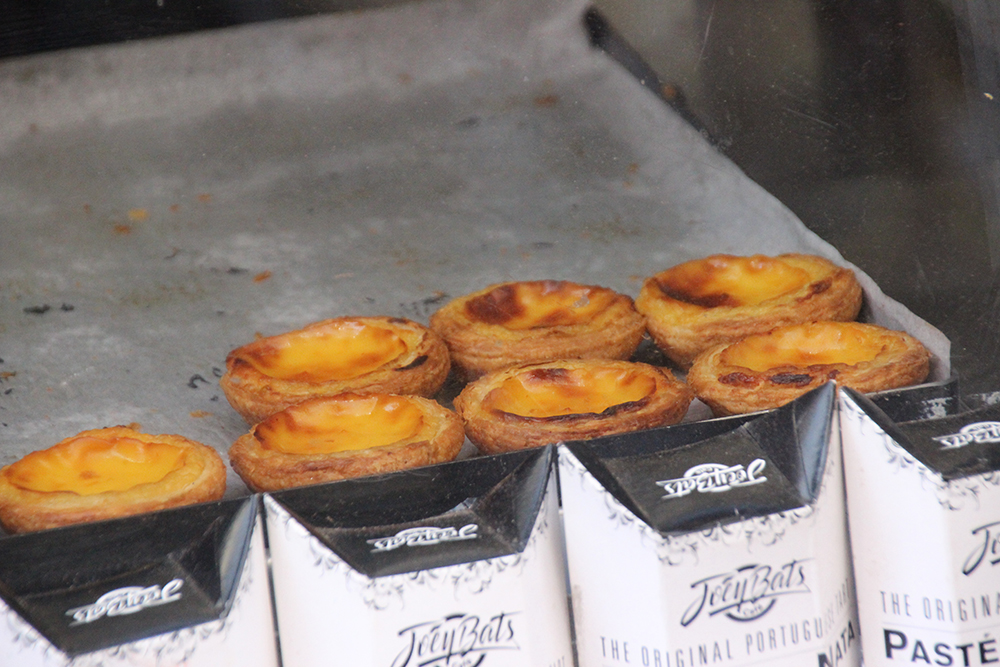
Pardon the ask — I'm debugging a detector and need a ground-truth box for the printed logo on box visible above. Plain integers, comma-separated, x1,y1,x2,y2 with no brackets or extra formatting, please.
391,611,520,667
656,459,768,499
681,559,811,626
65,579,184,625
962,519,1000,575
932,422,1000,449
367,524,479,552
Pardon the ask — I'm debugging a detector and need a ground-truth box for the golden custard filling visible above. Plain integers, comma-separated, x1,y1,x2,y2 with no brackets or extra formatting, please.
721,323,886,372
239,321,409,382
658,255,811,308
465,281,618,330
255,395,426,454
483,367,656,418
6,436,187,496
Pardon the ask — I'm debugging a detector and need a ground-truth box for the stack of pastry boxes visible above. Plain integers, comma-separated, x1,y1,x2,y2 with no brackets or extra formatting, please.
1,381,983,667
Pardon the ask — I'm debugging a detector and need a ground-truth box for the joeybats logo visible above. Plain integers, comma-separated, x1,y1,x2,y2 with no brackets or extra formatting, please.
681,560,811,626
391,612,519,667
368,524,479,552
66,579,184,625
656,459,768,499
933,422,1000,449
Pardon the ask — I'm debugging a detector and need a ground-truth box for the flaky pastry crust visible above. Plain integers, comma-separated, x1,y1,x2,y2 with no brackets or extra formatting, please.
429,280,646,380
635,254,863,369
0,426,227,534
221,316,451,424
455,359,693,454
687,321,931,416
228,393,466,492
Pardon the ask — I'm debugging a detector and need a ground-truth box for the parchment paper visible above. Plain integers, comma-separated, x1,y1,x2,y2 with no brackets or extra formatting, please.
0,0,950,497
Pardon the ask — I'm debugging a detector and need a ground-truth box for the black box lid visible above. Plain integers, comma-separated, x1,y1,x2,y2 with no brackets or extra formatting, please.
0,496,256,657
267,445,553,577
843,386,1000,480
563,383,836,535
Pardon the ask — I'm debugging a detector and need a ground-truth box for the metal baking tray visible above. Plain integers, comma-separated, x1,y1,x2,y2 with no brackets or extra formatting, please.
0,0,951,500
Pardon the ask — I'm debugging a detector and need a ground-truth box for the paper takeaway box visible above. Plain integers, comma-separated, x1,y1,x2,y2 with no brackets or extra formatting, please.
264,445,573,667
560,383,860,667
0,496,277,667
840,389,1000,667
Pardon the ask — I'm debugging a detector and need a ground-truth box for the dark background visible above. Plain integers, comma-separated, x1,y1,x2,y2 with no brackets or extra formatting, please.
2,0,998,397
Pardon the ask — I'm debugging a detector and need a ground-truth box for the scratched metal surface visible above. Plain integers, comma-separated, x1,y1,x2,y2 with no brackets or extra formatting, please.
0,0,950,499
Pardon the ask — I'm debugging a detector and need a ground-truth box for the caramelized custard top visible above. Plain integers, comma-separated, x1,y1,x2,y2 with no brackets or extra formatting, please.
656,255,811,308
6,435,187,496
237,320,409,382
255,395,426,454
464,281,618,330
720,322,885,372
482,366,656,418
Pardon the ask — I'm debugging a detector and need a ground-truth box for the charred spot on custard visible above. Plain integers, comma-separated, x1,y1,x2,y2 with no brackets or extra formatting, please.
465,284,524,325
494,396,650,422
719,372,759,387
655,279,738,308
525,367,572,383
652,255,815,309
463,280,614,330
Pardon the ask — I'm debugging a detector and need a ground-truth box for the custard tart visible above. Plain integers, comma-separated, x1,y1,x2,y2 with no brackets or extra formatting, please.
0,426,227,533
635,254,863,368
455,359,693,454
687,321,931,416
228,393,465,492
429,280,646,379
221,316,450,424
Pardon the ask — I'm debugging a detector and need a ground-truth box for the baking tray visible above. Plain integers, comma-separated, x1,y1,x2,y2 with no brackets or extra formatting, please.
0,0,951,501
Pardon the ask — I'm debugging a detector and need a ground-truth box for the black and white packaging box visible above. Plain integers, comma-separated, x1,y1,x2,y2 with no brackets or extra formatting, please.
840,389,1000,666
0,496,278,667
559,383,860,667
263,445,573,667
